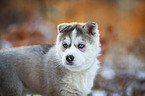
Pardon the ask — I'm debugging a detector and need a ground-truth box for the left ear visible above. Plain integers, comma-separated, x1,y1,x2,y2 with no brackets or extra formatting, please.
57,23,72,33
83,22,98,36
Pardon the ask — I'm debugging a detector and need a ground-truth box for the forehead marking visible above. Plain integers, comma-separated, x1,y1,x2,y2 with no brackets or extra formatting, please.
63,36,71,45
71,28,77,43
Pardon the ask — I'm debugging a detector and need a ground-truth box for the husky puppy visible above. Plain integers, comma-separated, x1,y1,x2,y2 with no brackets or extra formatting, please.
0,22,101,96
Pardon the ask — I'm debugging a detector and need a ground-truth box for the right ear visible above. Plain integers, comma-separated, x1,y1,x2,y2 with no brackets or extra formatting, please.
83,22,98,36
57,23,72,33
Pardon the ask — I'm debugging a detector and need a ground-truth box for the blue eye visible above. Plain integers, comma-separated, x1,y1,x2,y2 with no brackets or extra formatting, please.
63,44,68,48
78,44,85,48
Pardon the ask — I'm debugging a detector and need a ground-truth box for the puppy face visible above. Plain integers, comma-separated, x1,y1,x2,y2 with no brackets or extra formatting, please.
56,22,100,71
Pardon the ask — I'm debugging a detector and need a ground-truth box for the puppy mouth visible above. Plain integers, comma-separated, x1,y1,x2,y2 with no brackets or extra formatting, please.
66,61,74,65
65,61,81,68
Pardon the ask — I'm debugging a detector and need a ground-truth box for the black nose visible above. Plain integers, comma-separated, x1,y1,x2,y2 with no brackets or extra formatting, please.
66,55,74,63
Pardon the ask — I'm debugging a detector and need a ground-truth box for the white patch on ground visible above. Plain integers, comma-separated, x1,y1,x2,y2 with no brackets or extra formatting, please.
126,86,133,96
26,94,42,96
119,54,144,74
92,90,107,96
136,71,145,81
111,93,121,96
100,68,115,80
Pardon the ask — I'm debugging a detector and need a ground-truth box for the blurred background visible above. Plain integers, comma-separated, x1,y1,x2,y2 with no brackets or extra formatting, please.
0,0,145,96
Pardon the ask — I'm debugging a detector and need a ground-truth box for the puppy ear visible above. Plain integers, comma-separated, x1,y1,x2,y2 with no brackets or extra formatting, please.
57,23,72,33
83,22,98,36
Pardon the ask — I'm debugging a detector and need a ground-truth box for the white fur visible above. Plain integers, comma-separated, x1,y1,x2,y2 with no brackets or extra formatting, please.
61,60,100,96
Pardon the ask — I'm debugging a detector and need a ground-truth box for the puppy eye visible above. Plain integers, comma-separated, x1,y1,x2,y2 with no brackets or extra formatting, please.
63,43,68,48
78,44,85,48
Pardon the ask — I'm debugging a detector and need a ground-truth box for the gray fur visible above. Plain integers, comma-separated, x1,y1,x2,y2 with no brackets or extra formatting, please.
0,45,66,96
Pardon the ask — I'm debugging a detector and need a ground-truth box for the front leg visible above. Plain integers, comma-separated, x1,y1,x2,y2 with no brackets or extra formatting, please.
60,90,82,96
60,86,83,96
0,73,23,96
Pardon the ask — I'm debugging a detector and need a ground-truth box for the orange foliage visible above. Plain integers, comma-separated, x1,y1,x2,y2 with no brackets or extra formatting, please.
0,0,145,61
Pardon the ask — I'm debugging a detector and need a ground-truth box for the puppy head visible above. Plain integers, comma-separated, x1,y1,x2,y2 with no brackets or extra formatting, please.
56,22,101,71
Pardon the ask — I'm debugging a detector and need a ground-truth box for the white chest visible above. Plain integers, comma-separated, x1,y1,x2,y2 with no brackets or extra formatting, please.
61,62,99,96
